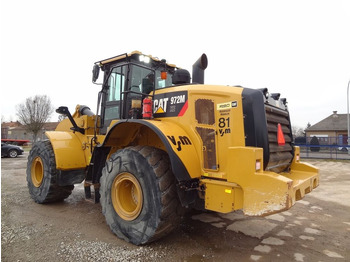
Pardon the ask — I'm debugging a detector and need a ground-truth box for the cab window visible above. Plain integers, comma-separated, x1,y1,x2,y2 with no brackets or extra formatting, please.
103,65,127,124
130,65,154,95
155,70,173,89
107,67,125,102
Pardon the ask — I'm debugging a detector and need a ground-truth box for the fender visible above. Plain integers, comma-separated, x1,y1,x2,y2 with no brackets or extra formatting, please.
45,131,87,170
102,119,201,182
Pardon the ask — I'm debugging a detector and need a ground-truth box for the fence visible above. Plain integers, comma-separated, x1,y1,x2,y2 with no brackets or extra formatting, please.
295,136,350,160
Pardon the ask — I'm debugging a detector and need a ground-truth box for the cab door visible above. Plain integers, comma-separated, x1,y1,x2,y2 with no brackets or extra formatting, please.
101,65,128,133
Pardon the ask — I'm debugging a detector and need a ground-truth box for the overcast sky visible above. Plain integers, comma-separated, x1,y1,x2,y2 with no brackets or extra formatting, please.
1,0,349,128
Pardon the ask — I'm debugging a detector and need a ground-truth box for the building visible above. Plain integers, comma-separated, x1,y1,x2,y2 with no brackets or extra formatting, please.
305,111,348,145
1,121,24,139
1,121,59,142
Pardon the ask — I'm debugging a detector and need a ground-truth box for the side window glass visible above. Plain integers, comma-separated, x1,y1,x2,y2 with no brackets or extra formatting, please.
107,66,126,102
103,66,127,122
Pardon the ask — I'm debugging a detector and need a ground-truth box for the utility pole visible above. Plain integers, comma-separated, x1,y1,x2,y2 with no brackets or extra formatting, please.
347,80,350,154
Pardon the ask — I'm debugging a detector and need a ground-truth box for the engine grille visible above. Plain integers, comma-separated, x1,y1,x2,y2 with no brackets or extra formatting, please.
265,104,294,173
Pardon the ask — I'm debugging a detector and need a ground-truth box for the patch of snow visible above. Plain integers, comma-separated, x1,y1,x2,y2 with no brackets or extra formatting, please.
226,220,277,239
304,227,321,235
299,235,315,241
261,237,285,245
297,200,310,205
265,214,285,222
250,255,262,261
253,245,271,253
294,253,305,262
276,230,293,237
323,250,344,258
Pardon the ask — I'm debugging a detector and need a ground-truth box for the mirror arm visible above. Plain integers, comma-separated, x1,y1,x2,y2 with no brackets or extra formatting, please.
56,106,85,134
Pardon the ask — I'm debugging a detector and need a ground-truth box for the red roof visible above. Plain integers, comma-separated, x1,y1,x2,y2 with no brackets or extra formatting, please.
1,121,22,128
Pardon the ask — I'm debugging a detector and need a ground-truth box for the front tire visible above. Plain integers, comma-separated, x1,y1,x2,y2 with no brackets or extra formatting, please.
8,149,18,158
27,140,74,203
100,146,183,245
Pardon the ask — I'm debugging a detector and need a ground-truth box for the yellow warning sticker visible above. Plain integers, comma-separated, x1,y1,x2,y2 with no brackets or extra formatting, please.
217,101,237,110
155,107,165,114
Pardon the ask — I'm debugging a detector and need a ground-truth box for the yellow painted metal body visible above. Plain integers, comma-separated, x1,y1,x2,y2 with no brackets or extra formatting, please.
201,146,319,216
150,84,247,179
46,131,87,170
47,106,102,170
46,84,319,216
146,85,319,216
204,179,243,213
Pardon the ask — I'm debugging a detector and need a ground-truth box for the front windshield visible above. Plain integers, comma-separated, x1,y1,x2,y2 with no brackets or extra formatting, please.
130,65,173,93
130,65,154,95
155,70,173,89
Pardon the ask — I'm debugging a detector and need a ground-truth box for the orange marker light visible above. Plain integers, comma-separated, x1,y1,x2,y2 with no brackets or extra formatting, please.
277,123,285,146
161,71,167,80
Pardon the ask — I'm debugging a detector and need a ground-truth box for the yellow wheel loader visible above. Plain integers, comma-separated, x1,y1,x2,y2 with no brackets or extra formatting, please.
27,51,319,245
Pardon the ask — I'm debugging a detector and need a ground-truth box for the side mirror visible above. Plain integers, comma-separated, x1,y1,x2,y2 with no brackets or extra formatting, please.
92,64,100,82
56,106,69,115
56,106,84,134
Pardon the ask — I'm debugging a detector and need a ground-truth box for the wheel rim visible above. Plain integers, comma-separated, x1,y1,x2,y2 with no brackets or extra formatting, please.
31,156,44,187
111,172,143,221
9,150,17,157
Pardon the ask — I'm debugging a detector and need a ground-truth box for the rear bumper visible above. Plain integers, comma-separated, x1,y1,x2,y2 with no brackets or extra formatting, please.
201,146,319,216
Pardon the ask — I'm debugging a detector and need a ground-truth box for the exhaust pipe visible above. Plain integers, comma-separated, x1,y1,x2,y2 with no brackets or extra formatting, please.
192,54,208,84
79,105,95,116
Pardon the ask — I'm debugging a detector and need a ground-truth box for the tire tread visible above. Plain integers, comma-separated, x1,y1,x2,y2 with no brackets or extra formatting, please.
100,145,183,244
27,140,73,203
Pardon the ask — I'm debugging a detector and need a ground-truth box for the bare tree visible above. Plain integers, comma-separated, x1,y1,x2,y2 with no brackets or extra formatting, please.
16,95,54,142
292,125,305,138
58,114,67,122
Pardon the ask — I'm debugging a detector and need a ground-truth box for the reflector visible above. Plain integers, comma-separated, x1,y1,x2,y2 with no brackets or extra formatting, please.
277,123,285,146
255,160,261,171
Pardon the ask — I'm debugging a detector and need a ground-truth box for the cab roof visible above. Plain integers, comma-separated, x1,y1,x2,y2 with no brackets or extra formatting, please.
95,50,177,68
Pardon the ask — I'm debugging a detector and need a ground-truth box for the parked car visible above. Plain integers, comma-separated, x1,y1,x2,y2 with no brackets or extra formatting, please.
1,142,24,158
338,146,349,152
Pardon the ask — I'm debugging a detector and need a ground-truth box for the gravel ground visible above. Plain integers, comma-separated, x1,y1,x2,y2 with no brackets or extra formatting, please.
1,153,350,261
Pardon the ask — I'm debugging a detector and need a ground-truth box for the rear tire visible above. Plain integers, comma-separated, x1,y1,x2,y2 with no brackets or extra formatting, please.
100,146,183,245
27,140,74,203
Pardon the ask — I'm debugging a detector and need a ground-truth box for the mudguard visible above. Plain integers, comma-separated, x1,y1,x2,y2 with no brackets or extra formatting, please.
103,119,201,182
45,131,87,170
